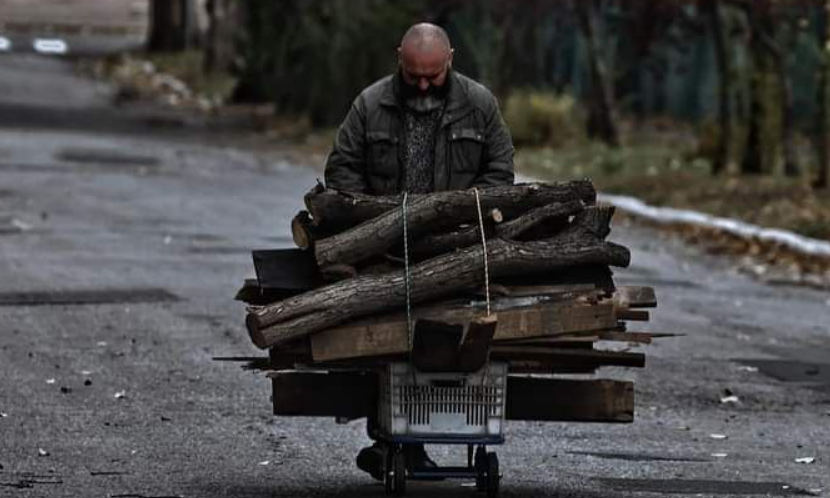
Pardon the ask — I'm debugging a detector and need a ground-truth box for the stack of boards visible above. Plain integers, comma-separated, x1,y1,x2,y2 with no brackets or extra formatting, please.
236,181,668,423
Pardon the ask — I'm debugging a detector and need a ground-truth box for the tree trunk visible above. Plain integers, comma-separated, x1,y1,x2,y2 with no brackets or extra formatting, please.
147,0,189,52
741,1,785,176
706,0,733,175
314,184,595,268
575,0,620,147
204,0,244,73
816,0,830,189
247,211,630,348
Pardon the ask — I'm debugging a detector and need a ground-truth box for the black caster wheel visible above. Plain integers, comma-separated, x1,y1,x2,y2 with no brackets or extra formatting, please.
485,452,499,498
385,448,407,496
474,446,487,490
383,446,394,495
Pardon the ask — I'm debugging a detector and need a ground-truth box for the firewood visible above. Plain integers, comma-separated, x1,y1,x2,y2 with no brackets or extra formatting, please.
247,226,630,348
313,183,597,267
411,199,584,259
305,180,597,232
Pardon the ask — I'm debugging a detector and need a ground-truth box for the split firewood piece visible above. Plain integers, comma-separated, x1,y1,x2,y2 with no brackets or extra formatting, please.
455,315,498,372
304,180,597,232
411,200,584,258
247,229,630,349
314,183,597,267
411,319,465,372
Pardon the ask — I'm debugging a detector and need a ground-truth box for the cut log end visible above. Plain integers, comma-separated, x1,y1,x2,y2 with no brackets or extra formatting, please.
246,313,268,349
291,211,313,250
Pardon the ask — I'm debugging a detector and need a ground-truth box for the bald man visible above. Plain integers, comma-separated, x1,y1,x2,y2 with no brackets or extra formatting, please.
330,23,513,481
324,22,514,195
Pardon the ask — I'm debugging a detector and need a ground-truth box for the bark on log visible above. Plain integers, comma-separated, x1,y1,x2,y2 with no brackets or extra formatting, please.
411,200,583,258
247,227,630,348
306,180,597,232
315,183,597,267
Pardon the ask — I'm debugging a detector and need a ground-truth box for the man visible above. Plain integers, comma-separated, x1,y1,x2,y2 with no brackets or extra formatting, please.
324,22,514,195
324,22,514,479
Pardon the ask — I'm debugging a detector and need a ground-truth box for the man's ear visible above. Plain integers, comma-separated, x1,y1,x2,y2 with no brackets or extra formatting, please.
448,48,454,67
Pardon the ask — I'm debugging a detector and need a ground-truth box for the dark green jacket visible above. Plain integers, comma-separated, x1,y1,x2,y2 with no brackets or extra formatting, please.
324,72,514,194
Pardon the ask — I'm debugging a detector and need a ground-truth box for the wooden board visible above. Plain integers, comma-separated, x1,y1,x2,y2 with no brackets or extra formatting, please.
310,302,617,363
505,377,634,423
612,286,657,308
269,371,633,423
491,346,646,368
270,371,376,418
456,315,498,372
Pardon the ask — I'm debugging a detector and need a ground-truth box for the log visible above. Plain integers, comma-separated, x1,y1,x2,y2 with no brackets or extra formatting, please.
306,180,597,232
310,301,617,362
290,211,315,249
411,199,584,259
247,230,630,348
314,183,598,267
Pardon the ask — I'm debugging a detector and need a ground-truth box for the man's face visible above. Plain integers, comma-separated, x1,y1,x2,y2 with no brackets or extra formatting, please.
398,45,452,94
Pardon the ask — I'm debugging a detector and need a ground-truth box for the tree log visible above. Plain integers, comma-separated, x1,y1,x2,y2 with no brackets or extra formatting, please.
247,228,630,348
291,211,314,249
315,183,596,267
411,200,583,258
305,181,597,232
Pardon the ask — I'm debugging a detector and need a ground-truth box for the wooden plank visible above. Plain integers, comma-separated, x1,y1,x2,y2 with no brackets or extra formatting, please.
269,371,376,418
310,302,617,363
491,346,646,368
506,377,634,423
504,330,665,345
252,249,321,291
616,308,650,321
268,372,633,423
612,286,657,308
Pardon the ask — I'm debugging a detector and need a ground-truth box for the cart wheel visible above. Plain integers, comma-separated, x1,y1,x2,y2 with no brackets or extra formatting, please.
474,446,487,490
485,452,499,498
392,449,407,496
383,447,394,495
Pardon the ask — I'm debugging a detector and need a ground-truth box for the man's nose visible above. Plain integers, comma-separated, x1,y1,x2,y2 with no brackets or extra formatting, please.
418,78,430,91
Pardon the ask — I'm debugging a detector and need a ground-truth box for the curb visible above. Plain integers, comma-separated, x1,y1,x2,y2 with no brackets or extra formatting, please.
599,193,830,259
515,174,830,260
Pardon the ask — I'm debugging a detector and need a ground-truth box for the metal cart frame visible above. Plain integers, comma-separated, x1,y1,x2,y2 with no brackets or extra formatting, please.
374,361,508,497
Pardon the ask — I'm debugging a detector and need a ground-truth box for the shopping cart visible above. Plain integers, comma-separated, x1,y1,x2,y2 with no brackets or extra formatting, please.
374,361,508,497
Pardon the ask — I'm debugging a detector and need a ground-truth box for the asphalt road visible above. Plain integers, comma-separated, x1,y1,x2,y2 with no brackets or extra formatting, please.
1,54,829,498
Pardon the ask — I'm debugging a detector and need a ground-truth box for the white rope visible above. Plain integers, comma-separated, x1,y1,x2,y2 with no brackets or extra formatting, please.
473,188,491,316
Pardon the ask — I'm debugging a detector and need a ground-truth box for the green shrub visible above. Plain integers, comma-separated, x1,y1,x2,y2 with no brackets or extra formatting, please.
503,90,585,148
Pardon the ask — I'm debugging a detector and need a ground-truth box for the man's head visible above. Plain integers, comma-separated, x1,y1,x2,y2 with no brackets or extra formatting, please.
398,23,453,95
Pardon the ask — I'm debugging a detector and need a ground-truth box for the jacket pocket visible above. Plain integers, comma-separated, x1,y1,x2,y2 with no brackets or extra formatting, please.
448,127,485,173
367,131,399,178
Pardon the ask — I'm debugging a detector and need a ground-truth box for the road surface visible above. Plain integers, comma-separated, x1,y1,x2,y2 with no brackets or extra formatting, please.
1,54,829,498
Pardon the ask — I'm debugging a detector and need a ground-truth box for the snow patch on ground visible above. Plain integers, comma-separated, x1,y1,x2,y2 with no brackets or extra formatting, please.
600,193,830,258
516,173,830,259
